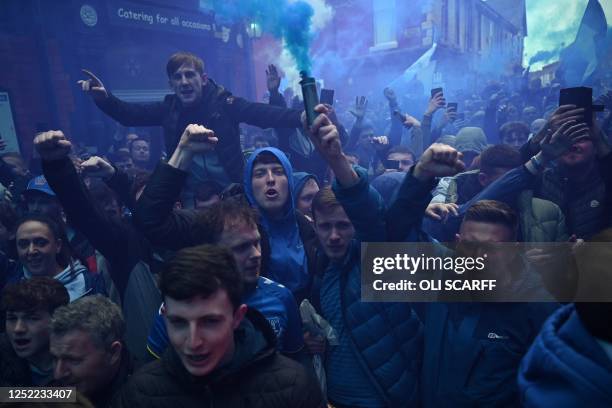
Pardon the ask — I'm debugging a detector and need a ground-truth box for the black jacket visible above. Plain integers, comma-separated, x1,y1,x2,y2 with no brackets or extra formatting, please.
0,334,35,386
88,348,133,408
111,309,323,408
42,157,152,299
95,80,302,183
42,158,161,363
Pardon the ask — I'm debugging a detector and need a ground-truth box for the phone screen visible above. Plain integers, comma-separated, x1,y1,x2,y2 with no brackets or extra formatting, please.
431,88,443,97
384,159,400,170
320,88,335,106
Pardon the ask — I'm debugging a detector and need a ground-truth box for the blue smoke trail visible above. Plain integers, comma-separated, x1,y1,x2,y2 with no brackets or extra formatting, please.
211,0,315,73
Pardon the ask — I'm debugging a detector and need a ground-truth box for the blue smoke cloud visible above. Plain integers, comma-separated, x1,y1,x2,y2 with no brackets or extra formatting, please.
211,0,315,72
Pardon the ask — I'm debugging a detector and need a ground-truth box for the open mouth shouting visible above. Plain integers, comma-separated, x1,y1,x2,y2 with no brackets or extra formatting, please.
12,338,32,352
180,88,195,99
185,352,211,367
265,188,279,200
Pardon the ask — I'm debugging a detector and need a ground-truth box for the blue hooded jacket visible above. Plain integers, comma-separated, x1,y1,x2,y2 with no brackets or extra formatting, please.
244,147,309,296
518,303,612,407
292,172,319,202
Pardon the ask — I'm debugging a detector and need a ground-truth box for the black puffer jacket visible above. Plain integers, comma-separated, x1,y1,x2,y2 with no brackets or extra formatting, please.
0,334,32,386
95,79,301,184
111,309,322,408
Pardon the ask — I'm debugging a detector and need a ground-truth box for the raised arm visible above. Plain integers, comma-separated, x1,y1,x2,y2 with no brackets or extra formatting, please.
386,144,465,242
35,131,137,293
225,67,302,130
304,104,386,242
433,119,593,238
78,69,166,127
132,124,218,249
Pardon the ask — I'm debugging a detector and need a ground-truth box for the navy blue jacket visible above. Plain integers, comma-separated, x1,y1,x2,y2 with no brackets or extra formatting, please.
388,168,557,407
518,304,612,407
311,166,423,407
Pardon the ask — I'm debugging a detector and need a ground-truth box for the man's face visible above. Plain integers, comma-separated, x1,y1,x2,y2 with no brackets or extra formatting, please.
16,221,61,277
218,222,262,285
457,221,518,285
3,156,29,178
251,161,289,217
115,158,134,173
501,131,528,148
358,128,375,148
457,221,515,243
25,191,60,216
558,138,595,168
131,140,150,163
506,105,519,121
297,178,319,218
102,199,121,220
169,63,205,107
6,309,52,361
387,152,414,172
163,291,246,377
51,330,119,396
314,206,355,260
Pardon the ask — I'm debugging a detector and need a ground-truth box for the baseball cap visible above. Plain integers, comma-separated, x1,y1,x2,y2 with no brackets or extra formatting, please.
25,175,56,196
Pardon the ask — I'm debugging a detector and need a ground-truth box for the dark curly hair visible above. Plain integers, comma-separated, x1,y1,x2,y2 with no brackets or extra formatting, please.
1,277,69,313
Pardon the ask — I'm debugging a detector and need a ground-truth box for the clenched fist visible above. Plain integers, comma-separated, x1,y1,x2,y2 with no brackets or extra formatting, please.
34,130,72,161
414,143,465,181
80,156,115,179
177,124,218,153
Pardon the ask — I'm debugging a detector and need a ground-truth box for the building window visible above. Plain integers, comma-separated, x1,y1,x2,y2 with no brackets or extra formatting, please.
442,0,449,42
447,0,456,46
476,11,481,51
370,0,398,51
455,0,461,47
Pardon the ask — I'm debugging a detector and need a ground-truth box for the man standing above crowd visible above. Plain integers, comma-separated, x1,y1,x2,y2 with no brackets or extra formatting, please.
78,52,303,205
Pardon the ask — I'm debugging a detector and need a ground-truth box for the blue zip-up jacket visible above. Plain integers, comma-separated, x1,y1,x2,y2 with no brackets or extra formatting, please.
387,167,557,407
311,166,423,407
244,147,311,299
518,304,612,407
